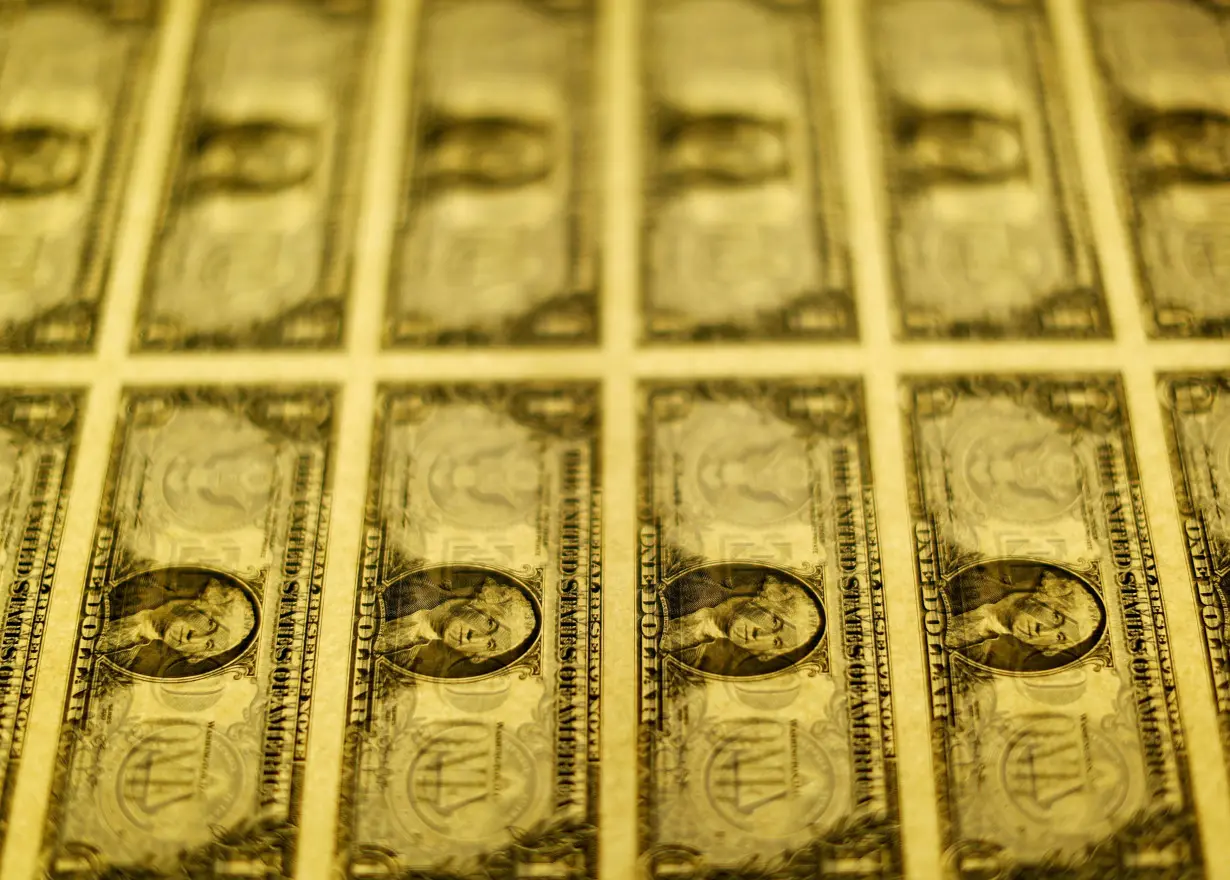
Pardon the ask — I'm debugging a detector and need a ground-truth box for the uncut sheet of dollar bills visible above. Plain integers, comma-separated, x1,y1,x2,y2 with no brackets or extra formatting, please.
0,0,1229,878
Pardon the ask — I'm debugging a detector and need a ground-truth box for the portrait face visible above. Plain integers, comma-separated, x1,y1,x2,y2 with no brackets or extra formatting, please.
422,118,552,189
439,591,535,659
0,126,88,195
659,114,789,186
661,563,825,678
717,581,816,658
103,567,261,680
378,565,541,680
149,589,253,660
898,111,1025,181
947,560,1106,674
190,121,318,193
1004,583,1089,652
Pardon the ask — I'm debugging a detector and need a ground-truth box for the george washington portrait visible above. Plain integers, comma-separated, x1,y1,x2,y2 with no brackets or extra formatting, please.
660,563,824,678
375,566,540,679
97,566,260,679
944,559,1106,673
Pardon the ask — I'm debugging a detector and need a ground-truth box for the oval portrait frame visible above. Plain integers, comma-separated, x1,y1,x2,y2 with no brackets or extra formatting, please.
376,564,543,682
101,565,261,682
1218,571,1230,623
658,561,825,681
942,557,1108,677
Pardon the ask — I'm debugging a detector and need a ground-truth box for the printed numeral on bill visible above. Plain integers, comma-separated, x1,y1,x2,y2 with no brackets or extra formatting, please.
904,375,1200,877
1162,374,1230,761
338,385,601,877
870,0,1107,339
642,0,854,342
386,1,598,347
0,1,156,353
638,381,899,878
44,387,335,878
135,0,372,351
0,390,81,837
1087,0,1230,337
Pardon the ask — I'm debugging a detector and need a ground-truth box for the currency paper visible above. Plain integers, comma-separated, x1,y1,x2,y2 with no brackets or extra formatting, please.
0,2,1223,880
337,384,601,878
42,388,334,878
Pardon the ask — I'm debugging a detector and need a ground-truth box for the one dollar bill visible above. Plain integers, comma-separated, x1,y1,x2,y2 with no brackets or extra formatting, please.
0,1,157,353
135,0,373,351
44,387,335,878
638,380,899,878
904,375,1200,876
869,0,1107,339
641,0,854,342
385,1,598,347
1161,374,1230,760
0,390,82,838
338,384,601,878
1086,0,1230,338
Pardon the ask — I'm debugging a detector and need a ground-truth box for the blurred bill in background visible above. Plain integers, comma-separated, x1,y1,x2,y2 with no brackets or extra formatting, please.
870,0,1107,339
136,0,372,351
1087,0,1230,337
386,0,598,348
0,1,155,353
642,0,854,343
